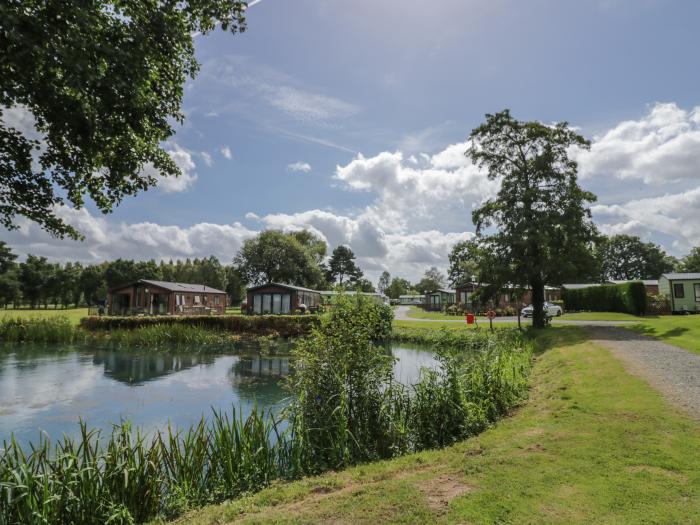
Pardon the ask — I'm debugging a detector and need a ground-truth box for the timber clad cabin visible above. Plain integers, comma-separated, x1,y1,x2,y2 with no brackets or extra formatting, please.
108,279,227,316
455,282,561,309
246,283,321,314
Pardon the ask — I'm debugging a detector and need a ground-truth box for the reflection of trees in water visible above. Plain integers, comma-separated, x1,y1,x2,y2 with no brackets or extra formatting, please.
92,350,215,385
228,355,290,405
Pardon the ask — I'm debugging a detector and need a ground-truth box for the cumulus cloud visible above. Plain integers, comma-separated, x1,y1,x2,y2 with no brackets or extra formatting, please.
147,143,198,193
199,151,213,167
334,145,497,233
575,102,700,183
287,161,312,173
6,206,257,264
220,146,233,159
592,187,700,251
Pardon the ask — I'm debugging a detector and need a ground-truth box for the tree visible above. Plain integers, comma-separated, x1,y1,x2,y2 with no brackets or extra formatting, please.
596,235,675,281
234,230,324,287
386,277,412,300
355,278,376,293
19,255,53,308
327,245,363,285
447,240,481,287
225,266,245,306
80,264,107,305
377,271,391,295
0,241,17,274
468,110,598,328
678,247,700,273
415,267,446,294
1,1,247,239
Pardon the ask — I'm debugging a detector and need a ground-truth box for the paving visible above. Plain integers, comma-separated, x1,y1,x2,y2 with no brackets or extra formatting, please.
393,306,635,326
587,325,700,421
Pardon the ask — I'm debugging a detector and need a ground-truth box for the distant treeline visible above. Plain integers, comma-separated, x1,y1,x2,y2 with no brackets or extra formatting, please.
0,241,242,308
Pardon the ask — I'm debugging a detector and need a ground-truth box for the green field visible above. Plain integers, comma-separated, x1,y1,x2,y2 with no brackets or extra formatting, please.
177,328,700,524
0,307,88,325
401,306,480,321
629,315,700,356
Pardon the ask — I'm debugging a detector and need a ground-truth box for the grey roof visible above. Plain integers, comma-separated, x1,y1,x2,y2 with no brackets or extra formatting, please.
428,289,456,295
662,273,700,281
562,283,602,290
609,279,659,286
399,294,424,298
246,282,320,294
320,290,385,297
110,279,226,294
139,280,226,294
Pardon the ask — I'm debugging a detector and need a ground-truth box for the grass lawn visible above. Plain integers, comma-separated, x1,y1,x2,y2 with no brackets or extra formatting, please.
560,311,645,321
0,307,88,325
628,315,700,356
176,328,700,524
401,306,482,321
393,319,520,331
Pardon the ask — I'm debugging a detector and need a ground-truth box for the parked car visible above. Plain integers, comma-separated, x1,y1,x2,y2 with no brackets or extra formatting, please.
521,302,563,318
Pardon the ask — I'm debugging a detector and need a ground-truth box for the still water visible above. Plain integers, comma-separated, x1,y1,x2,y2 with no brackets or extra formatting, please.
0,342,438,447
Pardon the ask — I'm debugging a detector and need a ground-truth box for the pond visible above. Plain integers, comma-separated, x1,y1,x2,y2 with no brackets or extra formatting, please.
0,341,439,448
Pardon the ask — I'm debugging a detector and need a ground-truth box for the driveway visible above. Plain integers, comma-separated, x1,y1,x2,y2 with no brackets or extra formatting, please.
393,306,635,326
588,325,700,422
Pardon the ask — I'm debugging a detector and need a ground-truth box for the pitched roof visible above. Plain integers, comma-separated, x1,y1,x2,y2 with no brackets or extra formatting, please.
609,279,659,286
110,279,226,294
662,273,700,280
562,283,602,290
246,282,320,294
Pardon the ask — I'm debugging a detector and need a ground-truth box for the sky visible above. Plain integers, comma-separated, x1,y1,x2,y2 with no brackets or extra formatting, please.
4,0,700,283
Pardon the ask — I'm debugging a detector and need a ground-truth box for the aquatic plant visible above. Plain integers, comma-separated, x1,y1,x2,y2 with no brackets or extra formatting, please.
0,300,532,524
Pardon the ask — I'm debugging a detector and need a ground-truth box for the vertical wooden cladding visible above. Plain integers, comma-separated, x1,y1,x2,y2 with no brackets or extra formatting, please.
107,279,227,315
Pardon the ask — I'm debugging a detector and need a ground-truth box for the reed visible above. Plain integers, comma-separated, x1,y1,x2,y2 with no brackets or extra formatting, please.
0,316,81,343
0,300,532,524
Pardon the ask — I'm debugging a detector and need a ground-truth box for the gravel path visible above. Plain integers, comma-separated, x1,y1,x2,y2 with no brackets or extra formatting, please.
393,306,635,326
588,326,700,421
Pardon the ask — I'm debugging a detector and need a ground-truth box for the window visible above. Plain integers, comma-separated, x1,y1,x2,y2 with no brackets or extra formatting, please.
214,296,220,305
262,294,272,313
695,283,700,302
253,295,262,314
272,293,282,314
194,295,201,304
281,294,291,313
674,283,685,299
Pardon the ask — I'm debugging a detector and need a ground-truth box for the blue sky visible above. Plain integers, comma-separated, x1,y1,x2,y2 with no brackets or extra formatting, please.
6,0,700,282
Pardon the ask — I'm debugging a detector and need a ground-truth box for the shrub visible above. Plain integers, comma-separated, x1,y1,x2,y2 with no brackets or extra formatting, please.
562,281,647,315
81,314,320,337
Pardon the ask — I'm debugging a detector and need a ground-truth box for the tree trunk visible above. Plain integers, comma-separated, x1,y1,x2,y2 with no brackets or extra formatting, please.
531,276,546,329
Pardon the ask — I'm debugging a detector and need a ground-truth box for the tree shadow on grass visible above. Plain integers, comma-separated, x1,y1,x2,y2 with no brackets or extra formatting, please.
523,326,590,355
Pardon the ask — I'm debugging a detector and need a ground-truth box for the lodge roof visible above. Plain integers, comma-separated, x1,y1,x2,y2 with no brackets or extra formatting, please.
109,279,226,294
246,282,321,294
662,273,700,280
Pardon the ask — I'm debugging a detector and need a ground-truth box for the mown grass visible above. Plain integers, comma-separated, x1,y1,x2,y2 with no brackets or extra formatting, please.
0,307,88,325
401,306,485,321
628,315,700,355
177,327,700,524
561,311,645,321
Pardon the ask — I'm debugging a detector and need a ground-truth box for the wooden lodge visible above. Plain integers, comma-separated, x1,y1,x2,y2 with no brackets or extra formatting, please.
245,283,321,314
108,279,227,316
455,282,561,310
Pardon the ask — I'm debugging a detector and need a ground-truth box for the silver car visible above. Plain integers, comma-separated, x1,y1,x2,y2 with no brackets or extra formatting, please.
521,302,563,318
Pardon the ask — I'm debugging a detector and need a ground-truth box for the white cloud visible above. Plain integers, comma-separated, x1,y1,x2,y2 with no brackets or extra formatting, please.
147,143,198,193
575,102,700,184
287,161,312,173
592,187,700,251
265,86,359,123
220,146,233,159
7,206,257,264
199,151,213,167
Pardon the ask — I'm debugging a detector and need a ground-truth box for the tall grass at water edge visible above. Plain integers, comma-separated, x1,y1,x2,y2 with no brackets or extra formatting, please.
0,296,532,523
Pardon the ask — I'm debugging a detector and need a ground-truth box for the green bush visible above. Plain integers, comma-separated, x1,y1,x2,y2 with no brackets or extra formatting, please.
80,314,320,337
0,316,81,343
562,281,647,315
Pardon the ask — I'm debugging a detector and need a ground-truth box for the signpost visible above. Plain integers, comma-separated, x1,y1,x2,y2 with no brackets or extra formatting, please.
486,309,496,331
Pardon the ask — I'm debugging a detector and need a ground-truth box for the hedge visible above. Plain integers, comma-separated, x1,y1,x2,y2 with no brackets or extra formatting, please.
80,314,321,337
562,281,647,315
